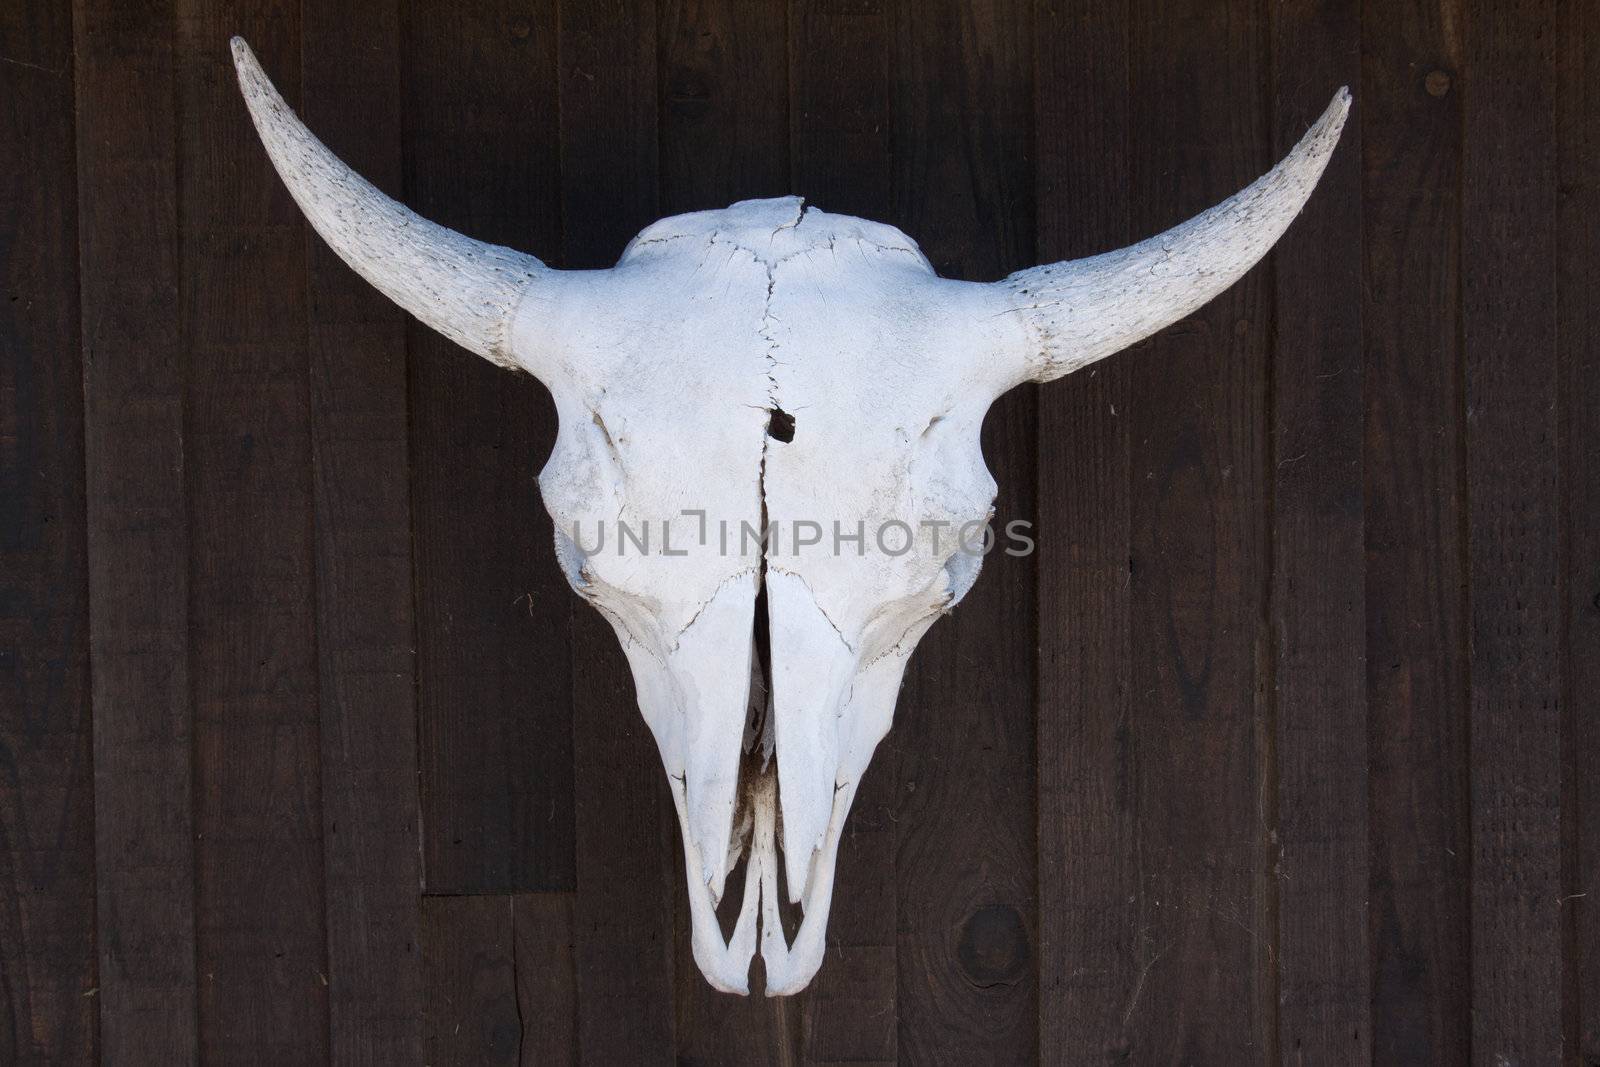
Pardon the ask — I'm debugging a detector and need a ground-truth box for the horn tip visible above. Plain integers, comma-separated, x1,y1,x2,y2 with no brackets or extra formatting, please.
229,36,267,92
1298,86,1352,157
1324,86,1353,130
229,37,277,118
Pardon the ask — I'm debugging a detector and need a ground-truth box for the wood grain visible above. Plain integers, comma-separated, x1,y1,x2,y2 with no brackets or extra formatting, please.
659,0,790,216
1360,2,1471,1062
177,6,331,1062
0,1,96,1062
302,3,424,1062
1268,2,1370,1061
422,896,521,1067
1557,3,1600,1060
890,2,1038,1063
790,0,894,221
72,0,197,1062
1123,0,1272,1058
1461,0,1564,1061
405,0,573,895
514,894,579,1065
1032,0,1135,1060
178,6,329,1061
420,894,579,1065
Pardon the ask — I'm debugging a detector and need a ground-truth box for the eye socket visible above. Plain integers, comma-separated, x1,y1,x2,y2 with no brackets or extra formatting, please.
552,526,590,590
941,546,983,606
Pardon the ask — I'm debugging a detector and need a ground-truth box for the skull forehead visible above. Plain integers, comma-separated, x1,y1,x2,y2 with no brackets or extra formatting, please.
535,197,1024,448
621,196,930,270
530,197,1023,629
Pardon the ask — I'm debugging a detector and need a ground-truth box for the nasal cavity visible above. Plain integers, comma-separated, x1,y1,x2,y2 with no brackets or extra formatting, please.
767,407,795,443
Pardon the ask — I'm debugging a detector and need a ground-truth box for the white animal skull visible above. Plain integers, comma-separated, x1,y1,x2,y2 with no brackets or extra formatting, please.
232,38,1348,996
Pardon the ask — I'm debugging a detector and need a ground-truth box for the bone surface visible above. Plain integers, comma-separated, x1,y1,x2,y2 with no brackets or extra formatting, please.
232,36,1349,996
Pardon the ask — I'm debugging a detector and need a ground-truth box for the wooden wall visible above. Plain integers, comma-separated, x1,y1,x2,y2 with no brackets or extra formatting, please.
1,0,1595,1063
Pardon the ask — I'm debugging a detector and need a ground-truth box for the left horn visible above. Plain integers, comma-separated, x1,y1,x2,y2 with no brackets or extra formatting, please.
1001,87,1351,384
231,37,548,374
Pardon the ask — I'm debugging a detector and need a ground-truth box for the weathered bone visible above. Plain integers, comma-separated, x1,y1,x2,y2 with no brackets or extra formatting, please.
232,38,546,371
1003,87,1352,385
232,36,1348,996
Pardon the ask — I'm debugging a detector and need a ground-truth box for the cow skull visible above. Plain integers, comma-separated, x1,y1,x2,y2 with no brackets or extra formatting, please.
232,38,1348,996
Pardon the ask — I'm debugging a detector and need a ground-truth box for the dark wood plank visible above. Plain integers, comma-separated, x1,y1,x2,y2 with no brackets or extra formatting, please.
1031,0,1135,1061
556,1,678,1060
72,0,198,1062
889,2,1037,1063
514,894,579,1065
422,896,520,1067
1122,0,1272,1058
421,894,578,1065
794,787,896,1065
788,5,898,1060
404,0,573,894
1267,4,1369,1062
177,8,328,1061
557,0,661,262
1460,0,1563,1061
422,895,579,1062
568,641,677,1064
0,2,96,1063
301,4,423,1062
789,0,893,221
1359,2,1471,1062
1557,4,1600,1061
659,0,789,215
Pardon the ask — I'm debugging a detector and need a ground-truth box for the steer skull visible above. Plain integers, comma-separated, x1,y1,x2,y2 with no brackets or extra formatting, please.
232,38,1348,995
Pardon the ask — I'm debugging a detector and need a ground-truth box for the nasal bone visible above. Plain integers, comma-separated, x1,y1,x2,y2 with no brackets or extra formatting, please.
673,571,761,904
672,762,856,995
764,568,857,901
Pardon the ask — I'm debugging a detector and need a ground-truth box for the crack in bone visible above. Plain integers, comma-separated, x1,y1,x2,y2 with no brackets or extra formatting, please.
670,567,760,648
766,565,856,654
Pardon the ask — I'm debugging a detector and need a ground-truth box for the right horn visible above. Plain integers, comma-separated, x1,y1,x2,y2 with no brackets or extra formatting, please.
231,37,552,376
1001,88,1351,385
